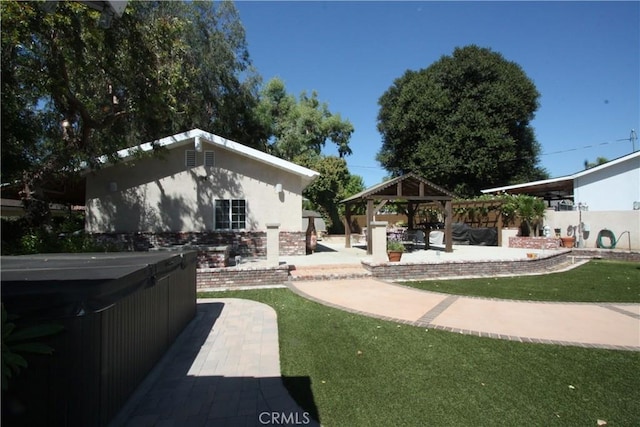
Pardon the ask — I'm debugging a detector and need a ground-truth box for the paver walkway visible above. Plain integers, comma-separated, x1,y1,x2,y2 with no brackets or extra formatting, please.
290,278,640,351
111,298,318,427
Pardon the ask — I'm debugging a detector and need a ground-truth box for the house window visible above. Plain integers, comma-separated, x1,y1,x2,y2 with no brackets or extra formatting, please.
185,150,196,167
204,150,215,167
215,199,246,230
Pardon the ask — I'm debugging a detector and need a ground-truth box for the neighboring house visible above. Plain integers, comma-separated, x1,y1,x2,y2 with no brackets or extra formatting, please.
572,151,639,211
482,151,640,250
84,129,320,257
482,151,639,210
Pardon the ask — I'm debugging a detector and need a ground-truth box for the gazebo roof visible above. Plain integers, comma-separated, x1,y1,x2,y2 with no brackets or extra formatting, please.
341,172,456,203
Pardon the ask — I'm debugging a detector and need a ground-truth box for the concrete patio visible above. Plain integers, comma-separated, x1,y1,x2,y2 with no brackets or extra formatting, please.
244,236,569,268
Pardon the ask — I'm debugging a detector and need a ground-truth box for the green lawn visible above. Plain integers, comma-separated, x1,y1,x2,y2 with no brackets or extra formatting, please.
200,288,640,426
402,260,640,302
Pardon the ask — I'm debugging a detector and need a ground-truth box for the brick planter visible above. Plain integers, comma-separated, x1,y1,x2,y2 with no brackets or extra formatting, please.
509,236,560,250
197,264,291,289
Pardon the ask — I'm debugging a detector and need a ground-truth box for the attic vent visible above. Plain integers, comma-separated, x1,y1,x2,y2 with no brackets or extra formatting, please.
185,150,196,167
204,150,215,167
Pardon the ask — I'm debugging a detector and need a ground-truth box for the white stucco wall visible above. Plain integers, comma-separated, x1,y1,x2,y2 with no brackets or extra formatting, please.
545,210,640,250
573,155,640,211
85,143,308,233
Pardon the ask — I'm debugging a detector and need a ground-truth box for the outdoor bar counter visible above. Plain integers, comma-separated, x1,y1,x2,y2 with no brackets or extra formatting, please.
1,251,197,427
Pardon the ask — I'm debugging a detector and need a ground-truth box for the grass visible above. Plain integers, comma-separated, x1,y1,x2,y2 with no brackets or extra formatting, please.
200,288,640,426
402,260,640,302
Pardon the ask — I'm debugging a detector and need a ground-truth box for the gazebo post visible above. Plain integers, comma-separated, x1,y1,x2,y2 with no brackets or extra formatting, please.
366,198,374,255
407,201,419,229
497,210,503,247
344,203,352,248
444,200,453,252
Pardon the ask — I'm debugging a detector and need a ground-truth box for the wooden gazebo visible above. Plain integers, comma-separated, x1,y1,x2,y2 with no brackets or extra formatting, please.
341,173,456,254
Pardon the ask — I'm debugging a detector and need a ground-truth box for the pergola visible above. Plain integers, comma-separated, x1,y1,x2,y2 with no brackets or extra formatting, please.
341,173,456,254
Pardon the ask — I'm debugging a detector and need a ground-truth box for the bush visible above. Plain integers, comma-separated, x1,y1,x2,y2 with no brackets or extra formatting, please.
387,240,406,252
1,213,116,255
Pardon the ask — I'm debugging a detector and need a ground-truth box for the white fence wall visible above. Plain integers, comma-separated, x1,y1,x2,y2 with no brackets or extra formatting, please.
544,210,640,250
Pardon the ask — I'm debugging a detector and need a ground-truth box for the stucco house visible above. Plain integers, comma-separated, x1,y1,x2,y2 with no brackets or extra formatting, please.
482,150,640,250
84,129,320,259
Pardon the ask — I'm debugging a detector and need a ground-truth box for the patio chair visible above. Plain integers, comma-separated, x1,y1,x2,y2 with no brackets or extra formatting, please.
403,229,427,251
429,230,445,248
412,229,426,249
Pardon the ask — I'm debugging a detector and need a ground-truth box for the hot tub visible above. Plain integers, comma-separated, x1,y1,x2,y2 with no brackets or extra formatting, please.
1,251,197,427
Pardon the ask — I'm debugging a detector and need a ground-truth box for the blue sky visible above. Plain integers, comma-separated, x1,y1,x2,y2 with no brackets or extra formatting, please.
235,1,640,188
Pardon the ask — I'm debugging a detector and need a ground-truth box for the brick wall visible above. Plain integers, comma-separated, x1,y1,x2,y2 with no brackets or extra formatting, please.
195,248,638,289
280,232,306,255
194,246,230,268
92,230,306,257
571,249,640,262
509,237,560,250
197,265,291,289
363,251,571,281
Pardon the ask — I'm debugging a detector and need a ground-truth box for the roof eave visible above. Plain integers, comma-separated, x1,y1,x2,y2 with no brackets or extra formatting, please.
84,129,320,181
481,175,574,194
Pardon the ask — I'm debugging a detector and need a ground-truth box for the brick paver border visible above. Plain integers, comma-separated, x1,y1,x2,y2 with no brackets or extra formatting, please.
599,304,640,320
288,281,640,352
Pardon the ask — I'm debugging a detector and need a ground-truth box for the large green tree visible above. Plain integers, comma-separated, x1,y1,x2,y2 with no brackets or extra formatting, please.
299,155,365,234
254,77,360,232
256,77,354,161
1,0,260,223
377,45,548,197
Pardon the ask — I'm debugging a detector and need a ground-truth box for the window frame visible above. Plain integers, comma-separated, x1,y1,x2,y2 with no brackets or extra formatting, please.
214,199,246,230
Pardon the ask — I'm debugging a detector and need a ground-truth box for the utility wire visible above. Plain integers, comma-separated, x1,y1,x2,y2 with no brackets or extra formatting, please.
540,137,632,156
347,135,634,169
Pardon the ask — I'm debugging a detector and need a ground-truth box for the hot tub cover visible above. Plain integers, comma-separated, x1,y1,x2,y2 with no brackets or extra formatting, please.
1,251,196,318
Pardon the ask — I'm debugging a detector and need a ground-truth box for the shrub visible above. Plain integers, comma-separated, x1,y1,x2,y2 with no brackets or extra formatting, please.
387,240,406,252
1,213,117,255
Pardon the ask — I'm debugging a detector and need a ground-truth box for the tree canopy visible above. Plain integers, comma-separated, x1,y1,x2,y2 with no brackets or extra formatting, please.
256,77,354,161
1,0,260,220
1,1,362,235
377,45,548,197
254,77,360,232
299,156,365,234
251,77,364,233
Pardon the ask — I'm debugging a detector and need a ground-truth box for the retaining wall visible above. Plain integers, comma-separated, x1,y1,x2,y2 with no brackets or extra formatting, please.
194,248,640,290
362,251,572,281
571,248,640,263
197,264,290,290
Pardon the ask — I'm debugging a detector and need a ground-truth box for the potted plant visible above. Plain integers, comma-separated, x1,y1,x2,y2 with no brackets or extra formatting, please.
387,240,406,262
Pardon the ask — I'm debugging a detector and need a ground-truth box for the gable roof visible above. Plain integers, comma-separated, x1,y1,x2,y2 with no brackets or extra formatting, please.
341,172,456,203
481,150,640,198
91,129,320,183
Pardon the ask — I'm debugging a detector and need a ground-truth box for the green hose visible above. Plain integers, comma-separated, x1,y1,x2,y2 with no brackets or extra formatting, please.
596,229,616,249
